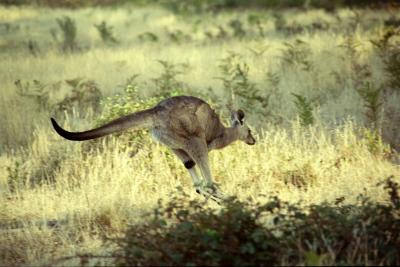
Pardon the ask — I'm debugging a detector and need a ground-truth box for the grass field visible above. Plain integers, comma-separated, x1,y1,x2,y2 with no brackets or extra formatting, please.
0,3,400,266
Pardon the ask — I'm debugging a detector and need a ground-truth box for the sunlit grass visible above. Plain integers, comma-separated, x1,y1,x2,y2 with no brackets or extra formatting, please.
1,119,398,265
0,4,399,266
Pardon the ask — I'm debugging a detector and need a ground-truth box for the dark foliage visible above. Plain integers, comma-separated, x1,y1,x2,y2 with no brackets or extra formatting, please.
1,0,399,10
67,176,400,266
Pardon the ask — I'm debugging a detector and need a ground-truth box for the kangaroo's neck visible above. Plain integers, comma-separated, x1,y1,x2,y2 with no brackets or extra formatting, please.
208,126,239,150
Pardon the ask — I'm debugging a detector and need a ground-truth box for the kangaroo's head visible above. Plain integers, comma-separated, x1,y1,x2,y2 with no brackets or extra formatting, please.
231,109,256,145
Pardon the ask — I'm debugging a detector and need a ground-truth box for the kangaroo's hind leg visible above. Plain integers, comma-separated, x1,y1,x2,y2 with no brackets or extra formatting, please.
184,137,225,200
171,149,202,191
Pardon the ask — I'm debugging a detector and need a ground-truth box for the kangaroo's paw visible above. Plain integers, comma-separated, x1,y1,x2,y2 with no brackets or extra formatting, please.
197,190,222,204
210,189,226,201
196,184,226,203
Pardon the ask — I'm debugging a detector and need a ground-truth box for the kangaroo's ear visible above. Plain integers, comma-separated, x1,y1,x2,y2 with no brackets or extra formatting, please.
231,109,245,125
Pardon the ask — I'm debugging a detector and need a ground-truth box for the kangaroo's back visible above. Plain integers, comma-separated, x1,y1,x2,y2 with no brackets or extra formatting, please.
51,95,225,143
154,96,224,142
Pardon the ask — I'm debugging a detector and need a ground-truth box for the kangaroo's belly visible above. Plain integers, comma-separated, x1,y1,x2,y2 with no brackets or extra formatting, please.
151,128,187,149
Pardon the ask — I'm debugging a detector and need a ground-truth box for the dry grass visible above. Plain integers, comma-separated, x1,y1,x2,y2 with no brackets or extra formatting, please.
0,4,399,266
1,120,398,266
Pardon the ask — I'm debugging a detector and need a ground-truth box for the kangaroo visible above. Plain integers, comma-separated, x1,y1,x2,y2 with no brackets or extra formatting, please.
51,96,255,200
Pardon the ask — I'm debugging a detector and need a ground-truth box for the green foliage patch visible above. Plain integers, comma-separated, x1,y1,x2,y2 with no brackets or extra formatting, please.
95,21,118,45
113,177,400,266
58,177,400,266
291,93,314,127
14,78,102,115
56,16,78,52
95,67,185,147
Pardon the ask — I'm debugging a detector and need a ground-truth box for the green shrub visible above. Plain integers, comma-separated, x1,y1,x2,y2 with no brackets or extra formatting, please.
217,52,270,120
96,78,161,147
372,28,400,93
366,29,400,152
228,19,246,38
94,21,118,45
151,60,188,97
14,78,102,115
361,128,391,157
384,48,400,91
56,16,78,52
14,79,51,111
166,29,192,44
1,0,395,9
6,160,27,194
247,14,265,38
137,32,159,42
60,77,102,113
95,72,183,148
153,0,391,14
291,93,314,126
0,0,135,8
281,39,312,71
356,82,382,129
26,39,40,57
61,176,400,266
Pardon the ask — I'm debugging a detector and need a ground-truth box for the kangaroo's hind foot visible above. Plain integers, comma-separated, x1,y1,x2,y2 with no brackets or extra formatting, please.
196,183,226,204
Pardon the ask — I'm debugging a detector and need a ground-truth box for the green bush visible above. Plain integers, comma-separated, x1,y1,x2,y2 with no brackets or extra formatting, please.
369,28,400,151
95,72,183,148
94,21,118,45
56,16,78,52
77,176,400,266
1,0,396,10
356,82,382,129
371,28,400,93
6,160,27,194
291,93,314,127
0,0,138,8
217,52,270,121
96,78,161,147
154,0,394,13
151,60,188,97
281,39,313,71
14,78,102,115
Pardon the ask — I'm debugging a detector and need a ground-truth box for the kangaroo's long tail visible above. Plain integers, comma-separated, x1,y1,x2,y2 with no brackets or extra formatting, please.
51,107,159,141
